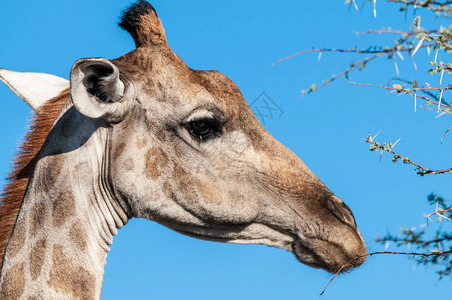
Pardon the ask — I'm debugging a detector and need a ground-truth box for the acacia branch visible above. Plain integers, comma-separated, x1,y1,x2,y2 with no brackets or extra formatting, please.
424,206,452,219
272,42,435,66
351,82,452,110
363,135,452,175
389,0,452,13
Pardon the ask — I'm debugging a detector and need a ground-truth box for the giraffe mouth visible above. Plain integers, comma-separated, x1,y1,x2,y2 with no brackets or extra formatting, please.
292,237,367,273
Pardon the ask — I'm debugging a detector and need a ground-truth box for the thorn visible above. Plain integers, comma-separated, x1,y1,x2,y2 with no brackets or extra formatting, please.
352,0,359,11
414,92,417,113
392,138,401,148
427,46,430,56
437,90,443,113
411,36,424,57
435,111,446,119
434,49,438,63
317,51,322,63
411,56,418,71
396,51,405,61
439,214,451,221
373,0,377,18
372,130,382,140
394,58,399,75
440,69,444,85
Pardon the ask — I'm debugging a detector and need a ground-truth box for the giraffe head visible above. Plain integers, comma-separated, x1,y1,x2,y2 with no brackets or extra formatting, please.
2,0,367,274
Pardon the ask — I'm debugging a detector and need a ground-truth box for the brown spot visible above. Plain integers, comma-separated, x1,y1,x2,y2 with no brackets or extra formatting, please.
162,182,171,198
172,164,196,201
48,244,96,299
70,220,87,252
197,179,219,204
5,216,26,259
52,191,75,227
0,262,25,299
28,296,38,300
145,147,168,179
123,158,135,171
39,159,63,194
74,161,89,173
136,138,147,149
113,142,126,161
29,201,46,237
29,238,47,280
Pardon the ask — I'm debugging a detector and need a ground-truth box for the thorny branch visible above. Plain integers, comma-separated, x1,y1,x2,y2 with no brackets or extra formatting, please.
363,133,452,175
388,0,452,13
351,82,452,111
273,1,452,97
424,206,452,219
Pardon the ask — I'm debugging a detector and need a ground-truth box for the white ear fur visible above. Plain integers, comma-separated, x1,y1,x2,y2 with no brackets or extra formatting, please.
70,58,133,122
0,68,69,111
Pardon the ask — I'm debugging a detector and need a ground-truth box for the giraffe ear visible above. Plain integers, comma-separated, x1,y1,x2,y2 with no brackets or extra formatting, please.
0,68,69,111
70,58,133,122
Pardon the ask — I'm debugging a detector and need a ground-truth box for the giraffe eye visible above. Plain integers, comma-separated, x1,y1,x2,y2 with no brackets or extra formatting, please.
186,118,221,141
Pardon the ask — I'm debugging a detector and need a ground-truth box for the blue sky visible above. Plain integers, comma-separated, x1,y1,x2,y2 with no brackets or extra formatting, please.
0,0,451,299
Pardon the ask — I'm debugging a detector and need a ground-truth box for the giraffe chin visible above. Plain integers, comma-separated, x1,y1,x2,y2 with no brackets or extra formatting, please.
292,238,367,274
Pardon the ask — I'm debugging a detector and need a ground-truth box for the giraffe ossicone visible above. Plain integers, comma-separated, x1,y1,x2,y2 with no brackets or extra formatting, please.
0,1,367,298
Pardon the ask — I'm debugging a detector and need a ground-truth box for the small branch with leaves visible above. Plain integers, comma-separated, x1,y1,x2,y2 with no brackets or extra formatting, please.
363,133,452,175
352,81,452,113
372,193,452,282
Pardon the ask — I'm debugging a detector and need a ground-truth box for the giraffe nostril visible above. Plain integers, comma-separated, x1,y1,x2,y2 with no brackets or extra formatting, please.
328,196,357,227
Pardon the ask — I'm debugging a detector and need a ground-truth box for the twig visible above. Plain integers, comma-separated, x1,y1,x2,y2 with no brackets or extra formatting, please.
388,0,452,13
441,125,452,143
364,136,452,175
355,28,440,35
273,42,435,66
351,82,452,110
424,206,452,219
320,249,452,296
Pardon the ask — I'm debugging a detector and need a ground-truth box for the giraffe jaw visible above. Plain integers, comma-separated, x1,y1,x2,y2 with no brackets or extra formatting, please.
171,222,294,251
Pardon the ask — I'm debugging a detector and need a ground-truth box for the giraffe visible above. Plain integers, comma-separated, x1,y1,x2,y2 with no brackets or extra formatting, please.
0,1,367,299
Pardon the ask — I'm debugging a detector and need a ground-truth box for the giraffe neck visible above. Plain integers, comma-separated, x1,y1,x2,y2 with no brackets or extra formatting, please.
0,106,129,299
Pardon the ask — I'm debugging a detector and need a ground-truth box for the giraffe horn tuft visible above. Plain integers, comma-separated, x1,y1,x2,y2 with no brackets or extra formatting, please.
119,0,167,48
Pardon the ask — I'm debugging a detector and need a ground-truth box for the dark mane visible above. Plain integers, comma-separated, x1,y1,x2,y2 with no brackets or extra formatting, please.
0,90,69,270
